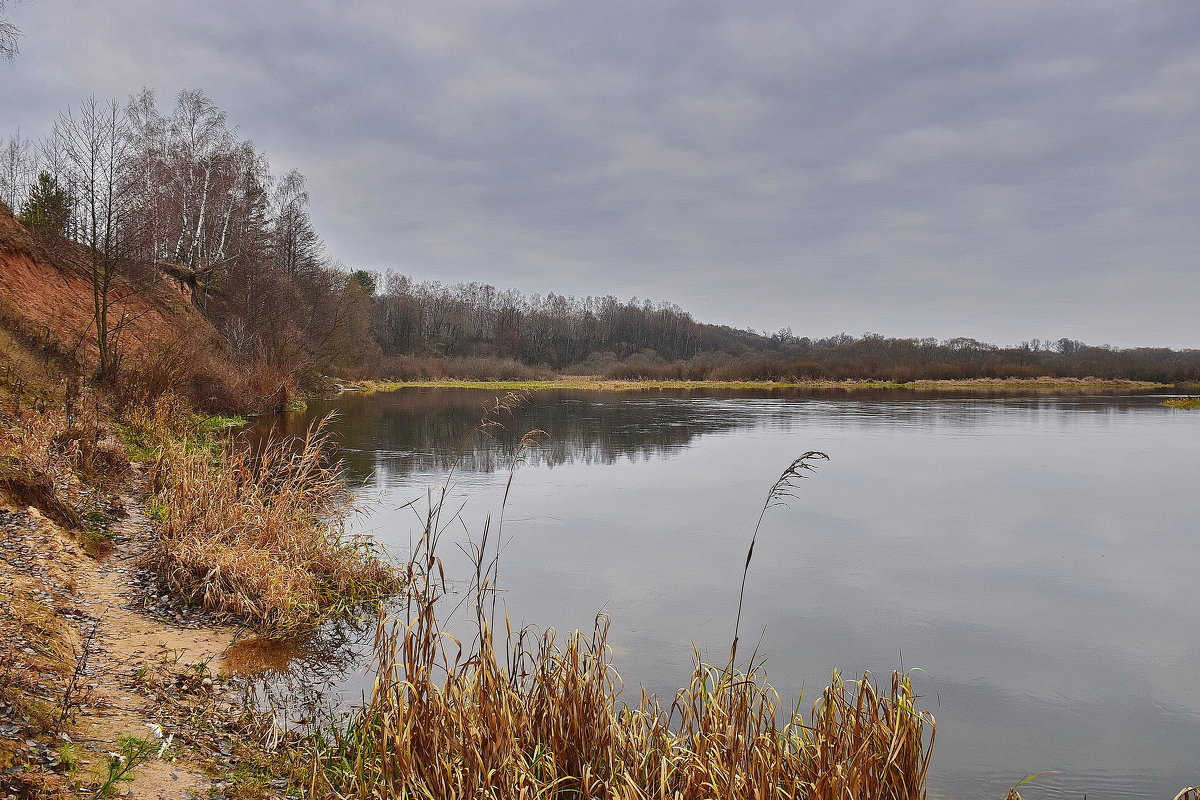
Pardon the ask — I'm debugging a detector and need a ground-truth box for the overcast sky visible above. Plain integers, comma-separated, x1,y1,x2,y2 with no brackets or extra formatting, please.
2,1,1198,347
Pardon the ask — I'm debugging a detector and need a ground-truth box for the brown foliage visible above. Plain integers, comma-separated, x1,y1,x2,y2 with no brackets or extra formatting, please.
314,608,934,799
362,355,555,382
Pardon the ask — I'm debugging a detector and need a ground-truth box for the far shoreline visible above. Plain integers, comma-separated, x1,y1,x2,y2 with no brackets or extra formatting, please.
340,376,1174,394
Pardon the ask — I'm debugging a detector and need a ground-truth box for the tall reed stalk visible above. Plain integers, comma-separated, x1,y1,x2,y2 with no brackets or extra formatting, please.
730,451,829,667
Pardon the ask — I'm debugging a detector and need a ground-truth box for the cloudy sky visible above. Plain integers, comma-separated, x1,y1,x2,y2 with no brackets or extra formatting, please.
2,1,1198,347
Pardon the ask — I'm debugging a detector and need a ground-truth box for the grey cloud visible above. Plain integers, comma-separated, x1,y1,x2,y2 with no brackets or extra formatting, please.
3,0,1198,345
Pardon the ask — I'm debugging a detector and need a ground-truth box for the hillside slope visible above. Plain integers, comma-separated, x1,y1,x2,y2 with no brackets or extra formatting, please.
0,207,251,407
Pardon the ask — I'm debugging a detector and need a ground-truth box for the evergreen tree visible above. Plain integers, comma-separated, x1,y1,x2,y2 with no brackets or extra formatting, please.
19,172,73,237
349,269,377,295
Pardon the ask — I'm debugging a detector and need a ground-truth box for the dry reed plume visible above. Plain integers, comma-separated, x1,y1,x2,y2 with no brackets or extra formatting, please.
305,394,935,799
144,411,402,628
731,451,829,667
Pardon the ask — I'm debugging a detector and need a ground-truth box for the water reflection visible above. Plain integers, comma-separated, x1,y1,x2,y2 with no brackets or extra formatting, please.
250,389,1165,484
242,389,1197,799
223,613,378,731
253,389,757,480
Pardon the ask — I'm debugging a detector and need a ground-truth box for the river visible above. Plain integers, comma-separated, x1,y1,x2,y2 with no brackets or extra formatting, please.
249,387,1199,799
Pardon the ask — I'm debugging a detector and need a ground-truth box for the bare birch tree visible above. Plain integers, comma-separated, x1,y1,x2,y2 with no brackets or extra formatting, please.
126,89,270,303
0,128,35,210
0,1,19,63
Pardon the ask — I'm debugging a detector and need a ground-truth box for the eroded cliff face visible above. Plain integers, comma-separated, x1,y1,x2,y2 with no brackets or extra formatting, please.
0,208,294,415
0,209,222,374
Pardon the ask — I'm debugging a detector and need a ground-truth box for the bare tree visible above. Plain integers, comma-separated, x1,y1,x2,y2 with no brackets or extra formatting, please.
52,96,144,380
126,89,271,303
0,128,35,210
167,91,235,279
0,0,19,63
272,168,324,280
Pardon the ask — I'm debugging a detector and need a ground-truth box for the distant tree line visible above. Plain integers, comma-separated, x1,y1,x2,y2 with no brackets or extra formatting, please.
611,332,1200,383
369,273,765,370
364,278,1200,383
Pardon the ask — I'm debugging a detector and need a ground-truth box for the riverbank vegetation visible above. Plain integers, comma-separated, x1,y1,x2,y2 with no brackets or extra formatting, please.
0,344,400,793
310,615,932,799
126,395,402,628
1163,397,1200,409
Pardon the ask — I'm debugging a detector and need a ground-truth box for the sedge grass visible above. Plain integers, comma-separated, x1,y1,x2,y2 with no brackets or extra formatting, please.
310,611,933,800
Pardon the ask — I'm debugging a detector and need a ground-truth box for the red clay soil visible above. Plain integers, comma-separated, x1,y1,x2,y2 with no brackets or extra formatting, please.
0,209,226,377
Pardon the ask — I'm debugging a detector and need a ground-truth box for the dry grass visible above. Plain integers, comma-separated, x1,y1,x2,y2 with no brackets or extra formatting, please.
341,355,555,383
143,411,403,629
0,367,125,530
1163,397,1200,409
310,609,932,800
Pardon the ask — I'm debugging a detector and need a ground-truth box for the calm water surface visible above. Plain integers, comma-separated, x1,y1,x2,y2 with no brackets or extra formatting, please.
251,388,1199,799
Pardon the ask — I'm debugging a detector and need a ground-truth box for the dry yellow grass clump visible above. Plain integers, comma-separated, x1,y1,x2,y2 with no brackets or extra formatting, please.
308,608,933,800
142,406,402,628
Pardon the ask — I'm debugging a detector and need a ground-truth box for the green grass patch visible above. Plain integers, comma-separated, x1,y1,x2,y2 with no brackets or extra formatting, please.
1164,397,1200,409
115,396,248,461
197,413,249,432
348,378,904,392
145,496,168,522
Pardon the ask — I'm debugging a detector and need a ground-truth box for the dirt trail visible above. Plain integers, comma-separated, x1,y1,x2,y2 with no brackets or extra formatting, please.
1,467,247,799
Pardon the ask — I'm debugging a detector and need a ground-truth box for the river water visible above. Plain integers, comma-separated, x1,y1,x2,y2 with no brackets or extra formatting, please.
249,388,1199,799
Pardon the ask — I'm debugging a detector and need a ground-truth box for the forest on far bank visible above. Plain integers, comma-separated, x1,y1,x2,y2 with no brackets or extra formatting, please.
3,89,1199,407
361,274,1200,384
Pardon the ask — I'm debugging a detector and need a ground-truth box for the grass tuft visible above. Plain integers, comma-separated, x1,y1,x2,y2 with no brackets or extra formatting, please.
143,413,403,629
309,610,934,799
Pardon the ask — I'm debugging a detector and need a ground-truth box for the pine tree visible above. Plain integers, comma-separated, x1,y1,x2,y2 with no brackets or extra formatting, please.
19,172,73,237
